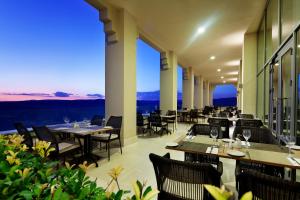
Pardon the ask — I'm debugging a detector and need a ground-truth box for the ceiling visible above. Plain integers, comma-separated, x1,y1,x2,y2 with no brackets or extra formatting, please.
106,0,267,84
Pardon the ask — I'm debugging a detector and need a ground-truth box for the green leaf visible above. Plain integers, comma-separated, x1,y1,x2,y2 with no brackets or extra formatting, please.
19,190,33,200
240,191,253,200
53,187,70,200
136,180,143,195
115,190,124,200
143,186,152,197
204,185,227,200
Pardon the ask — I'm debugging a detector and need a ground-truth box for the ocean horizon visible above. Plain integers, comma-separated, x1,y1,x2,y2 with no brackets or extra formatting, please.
0,98,236,131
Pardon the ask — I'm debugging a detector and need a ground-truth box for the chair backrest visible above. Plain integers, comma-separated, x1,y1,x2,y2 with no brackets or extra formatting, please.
90,115,103,126
32,126,59,154
236,119,263,127
167,110,176,116
150,113,162,125
237,169,300,200
233,126,277,144
149,153,221,200
106,116,123,129
189,124,221,138
190,109,199,118
14,122,34,148
208,118,230,138
238,114,254,119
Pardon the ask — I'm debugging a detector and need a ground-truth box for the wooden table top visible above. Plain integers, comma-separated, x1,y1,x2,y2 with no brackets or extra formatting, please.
166,135,300,169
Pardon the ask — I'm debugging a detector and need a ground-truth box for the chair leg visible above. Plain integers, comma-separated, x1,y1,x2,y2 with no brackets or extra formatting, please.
108,142,110,161
119,138,122,154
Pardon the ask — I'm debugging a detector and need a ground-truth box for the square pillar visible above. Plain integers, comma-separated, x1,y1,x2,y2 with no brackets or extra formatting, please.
182,67,194,109
242,33,257,115
160,51,177,114
203,81,210,106
105,9,138,145
209,84,216,106
194,76,203,109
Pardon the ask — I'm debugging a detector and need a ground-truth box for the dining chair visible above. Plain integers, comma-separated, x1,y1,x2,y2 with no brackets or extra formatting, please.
237,169,300,200
165,110,176,132
190,109,199,123
90,115,103,126
14,122,34,148
136,113,149,134
208,118,230,138
32,126,82,161
236,119,263,127
150,113,168,135
91,116,122,161
238,114,254,119
149,153,222,200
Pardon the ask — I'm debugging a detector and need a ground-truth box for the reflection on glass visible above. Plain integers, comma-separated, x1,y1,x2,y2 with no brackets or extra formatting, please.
266,0,279,60
257,72,264,120
296,30,300,137
281,0,300,42
264,65,270,125
281,49,292,135
257,19,265,72
271,61,279,132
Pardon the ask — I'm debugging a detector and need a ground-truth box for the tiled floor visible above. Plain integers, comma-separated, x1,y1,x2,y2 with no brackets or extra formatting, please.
86,123,236,193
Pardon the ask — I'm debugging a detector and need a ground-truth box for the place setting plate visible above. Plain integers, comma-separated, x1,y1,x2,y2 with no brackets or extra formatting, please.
166,142,179,147
227,150,245,157
290,145,300,150
222,138,235,143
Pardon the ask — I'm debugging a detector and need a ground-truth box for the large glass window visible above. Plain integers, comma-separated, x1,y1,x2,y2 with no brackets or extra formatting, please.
257,18,265,72
266,0,279,60
281,0,300,42
257,72,264,120
296,30,300,137
264,65,270,125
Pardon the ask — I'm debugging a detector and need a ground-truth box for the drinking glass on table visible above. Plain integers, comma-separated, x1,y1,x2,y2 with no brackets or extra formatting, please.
242,129,251,148
210,127,219,147
285,135,296,157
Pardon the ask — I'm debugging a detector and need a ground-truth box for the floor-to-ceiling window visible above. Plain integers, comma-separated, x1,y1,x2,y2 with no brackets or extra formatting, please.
257,18,265,72
281,0,300,42
257,72,265,120
266,0,279,60
296,30,300,136
177,66,183,109
264,65,270,125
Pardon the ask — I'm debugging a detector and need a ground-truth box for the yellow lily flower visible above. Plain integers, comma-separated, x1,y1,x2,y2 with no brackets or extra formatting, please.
15,168,31,178
20,144,28,151
33,141,56,158
65,162,75,170
79,161,96,172
108,166,124,180
8,135,24,146
5,150,21,165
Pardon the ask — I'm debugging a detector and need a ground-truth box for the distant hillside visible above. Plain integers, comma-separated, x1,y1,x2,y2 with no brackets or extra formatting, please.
137,90,182,101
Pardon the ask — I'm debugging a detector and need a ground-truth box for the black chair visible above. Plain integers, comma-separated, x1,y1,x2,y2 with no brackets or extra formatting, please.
237,169,300,199
91,116,122,161
90,115,103,126
188,124,221,138
150,113,168,135
238,114,254,119
32,126,82,160
234,127,284,183
149,153,222,200
208,118,230,138
14,122,34,148
236,119,263,127
165,110,176,132
136,113,149,134
190,109,199,123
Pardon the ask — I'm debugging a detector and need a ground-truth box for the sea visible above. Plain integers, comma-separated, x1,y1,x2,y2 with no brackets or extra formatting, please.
0,98,235,131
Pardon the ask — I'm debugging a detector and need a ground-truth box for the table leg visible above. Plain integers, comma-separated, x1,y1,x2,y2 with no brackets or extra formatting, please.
82,135,99,167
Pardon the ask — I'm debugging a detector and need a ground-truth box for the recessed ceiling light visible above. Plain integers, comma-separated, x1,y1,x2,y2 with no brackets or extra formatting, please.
197,26,206,34
217,69,221,72
298,44,300,48
210,56,216,60
223,81,226,83
221,76,224,79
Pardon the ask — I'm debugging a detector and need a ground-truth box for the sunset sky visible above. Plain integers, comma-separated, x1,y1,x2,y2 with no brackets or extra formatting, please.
0,0,235,101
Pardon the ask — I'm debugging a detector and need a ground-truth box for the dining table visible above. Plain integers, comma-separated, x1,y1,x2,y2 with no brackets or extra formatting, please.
49,123,113,167
166,135,300,181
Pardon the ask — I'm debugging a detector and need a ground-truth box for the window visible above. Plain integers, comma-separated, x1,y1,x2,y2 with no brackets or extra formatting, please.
281,0,300,42
257,72,264,120
266,0,279,60
257,18,265,72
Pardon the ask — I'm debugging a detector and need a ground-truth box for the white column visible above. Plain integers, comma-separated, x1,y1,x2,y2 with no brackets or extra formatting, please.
160,51,177,114
182,67,194,109
194,76,203,109
209,84,216,106
242,33,257,115
104,9,138,145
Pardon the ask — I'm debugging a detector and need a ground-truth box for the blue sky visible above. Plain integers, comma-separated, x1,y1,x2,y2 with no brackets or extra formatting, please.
0,0,234,101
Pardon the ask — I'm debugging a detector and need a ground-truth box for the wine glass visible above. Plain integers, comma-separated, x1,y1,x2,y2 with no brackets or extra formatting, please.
242,129,251,148
210,127,219,147
63,117,70,124
83,118,90,127
285,135,296,157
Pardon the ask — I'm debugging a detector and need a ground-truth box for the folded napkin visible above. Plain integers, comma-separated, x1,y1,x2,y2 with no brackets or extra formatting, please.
185,135,195,140
287,157,300,166
241,141,251,147
206,147,218,154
